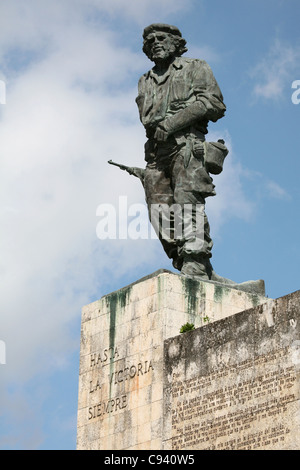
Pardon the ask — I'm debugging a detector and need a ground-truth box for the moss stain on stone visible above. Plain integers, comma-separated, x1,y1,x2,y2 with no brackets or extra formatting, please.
105,286,131,397
182,277,203,322
106,288,130,349
250,293,261,307
214,284,230,303
157,274,164,310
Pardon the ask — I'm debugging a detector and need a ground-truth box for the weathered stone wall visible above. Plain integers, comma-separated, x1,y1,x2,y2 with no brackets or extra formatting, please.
163,290,300,450
77,269,267,450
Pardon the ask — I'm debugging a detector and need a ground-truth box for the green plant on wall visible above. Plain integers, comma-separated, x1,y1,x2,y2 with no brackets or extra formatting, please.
180,322,195,334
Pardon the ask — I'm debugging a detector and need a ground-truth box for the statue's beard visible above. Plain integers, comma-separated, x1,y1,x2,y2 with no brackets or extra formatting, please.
151,50,175,64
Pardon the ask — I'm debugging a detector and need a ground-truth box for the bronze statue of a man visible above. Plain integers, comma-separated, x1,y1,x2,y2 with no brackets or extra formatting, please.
136,23,227,280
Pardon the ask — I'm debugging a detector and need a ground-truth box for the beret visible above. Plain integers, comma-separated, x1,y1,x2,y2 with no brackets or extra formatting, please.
143,23,182,39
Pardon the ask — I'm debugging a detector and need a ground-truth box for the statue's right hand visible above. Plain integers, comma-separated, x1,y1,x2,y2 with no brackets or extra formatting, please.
154,124,169,142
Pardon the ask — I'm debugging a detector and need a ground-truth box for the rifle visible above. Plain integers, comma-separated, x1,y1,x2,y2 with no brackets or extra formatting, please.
108,160,145,185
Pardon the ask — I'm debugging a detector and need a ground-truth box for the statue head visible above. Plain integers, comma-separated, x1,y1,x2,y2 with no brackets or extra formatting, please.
142,23,188,63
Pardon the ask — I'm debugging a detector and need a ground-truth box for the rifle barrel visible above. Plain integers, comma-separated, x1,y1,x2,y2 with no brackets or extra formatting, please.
108,160,127,169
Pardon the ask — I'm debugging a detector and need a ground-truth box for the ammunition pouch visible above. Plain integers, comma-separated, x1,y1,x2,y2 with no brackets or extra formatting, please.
204,140,228,175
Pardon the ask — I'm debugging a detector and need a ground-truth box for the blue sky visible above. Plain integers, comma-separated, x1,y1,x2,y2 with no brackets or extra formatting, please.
0,0,299,450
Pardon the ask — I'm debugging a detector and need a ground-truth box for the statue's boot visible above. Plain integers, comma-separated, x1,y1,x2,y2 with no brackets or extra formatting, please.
180,257,265,295
210,269,265,295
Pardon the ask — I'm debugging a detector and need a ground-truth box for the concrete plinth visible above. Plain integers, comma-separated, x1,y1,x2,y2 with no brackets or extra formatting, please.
76,269,268,450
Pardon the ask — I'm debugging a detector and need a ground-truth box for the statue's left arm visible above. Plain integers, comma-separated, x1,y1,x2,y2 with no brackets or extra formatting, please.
156,60,226,139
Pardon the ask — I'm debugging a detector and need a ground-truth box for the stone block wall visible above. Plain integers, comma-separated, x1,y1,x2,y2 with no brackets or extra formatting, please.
77,269,268,450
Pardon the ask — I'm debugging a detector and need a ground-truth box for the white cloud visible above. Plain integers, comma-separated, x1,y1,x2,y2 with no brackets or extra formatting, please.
205,130,255,234
84,0,194,24
186,45,221,64
0,1,159,385
265,180,291,200
0,0,193,62
250,38,300,100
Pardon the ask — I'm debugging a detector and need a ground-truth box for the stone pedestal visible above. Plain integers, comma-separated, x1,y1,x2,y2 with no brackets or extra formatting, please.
76,269,268,450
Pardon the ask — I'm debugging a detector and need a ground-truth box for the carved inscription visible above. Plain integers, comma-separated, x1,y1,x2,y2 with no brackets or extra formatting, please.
88,395,127,420
90,347,119,367
87,346,154,421
171,347,298,450
109,360,153,385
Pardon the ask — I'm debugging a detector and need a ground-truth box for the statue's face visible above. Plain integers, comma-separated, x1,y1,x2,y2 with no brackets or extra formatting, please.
145,32,177,62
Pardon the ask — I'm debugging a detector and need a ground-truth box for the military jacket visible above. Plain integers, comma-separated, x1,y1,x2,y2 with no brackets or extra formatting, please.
136,57,226,139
